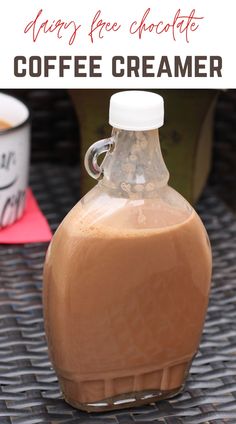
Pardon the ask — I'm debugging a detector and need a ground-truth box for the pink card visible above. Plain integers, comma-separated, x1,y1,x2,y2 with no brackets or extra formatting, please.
0,188,52,244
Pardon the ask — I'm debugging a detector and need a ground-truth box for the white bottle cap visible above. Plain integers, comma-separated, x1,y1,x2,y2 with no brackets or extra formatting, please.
109,90,164,131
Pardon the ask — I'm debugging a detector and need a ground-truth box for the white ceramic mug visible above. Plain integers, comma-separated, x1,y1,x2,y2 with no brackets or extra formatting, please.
0,93,30,228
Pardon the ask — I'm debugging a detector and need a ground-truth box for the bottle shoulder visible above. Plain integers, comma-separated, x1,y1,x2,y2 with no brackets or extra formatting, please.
58,184,198,234
46,184,211,271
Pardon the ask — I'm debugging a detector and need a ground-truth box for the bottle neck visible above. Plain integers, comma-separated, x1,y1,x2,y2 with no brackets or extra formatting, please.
100,128,169,199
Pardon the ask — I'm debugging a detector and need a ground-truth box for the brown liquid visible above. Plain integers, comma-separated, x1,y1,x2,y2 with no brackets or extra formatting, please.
0,119,11,130
43,200,211,409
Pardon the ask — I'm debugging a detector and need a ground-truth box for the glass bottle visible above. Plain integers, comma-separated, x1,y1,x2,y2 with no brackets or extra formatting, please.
43,91,212,412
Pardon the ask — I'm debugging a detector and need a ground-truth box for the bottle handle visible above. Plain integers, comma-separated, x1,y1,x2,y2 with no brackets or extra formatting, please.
84,138,114,180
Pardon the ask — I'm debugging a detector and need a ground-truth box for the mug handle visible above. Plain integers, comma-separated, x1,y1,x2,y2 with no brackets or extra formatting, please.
84,138,114,180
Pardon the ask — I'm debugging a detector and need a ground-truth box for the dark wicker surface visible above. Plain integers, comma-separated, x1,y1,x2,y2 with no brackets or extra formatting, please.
211,90,236,212
0,164,235,423
3,90,80,165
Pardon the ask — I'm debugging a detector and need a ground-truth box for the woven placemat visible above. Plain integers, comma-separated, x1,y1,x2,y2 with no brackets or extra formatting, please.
0,164,235,424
